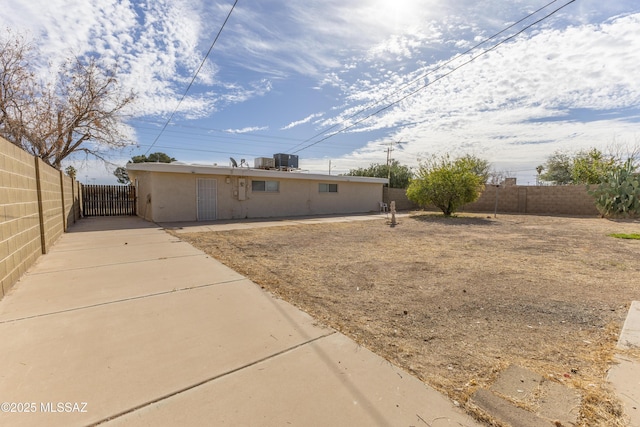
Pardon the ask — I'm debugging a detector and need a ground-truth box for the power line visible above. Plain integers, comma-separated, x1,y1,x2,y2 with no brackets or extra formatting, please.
286,0,565,153
144,0,239,155
290,0,576,154
129,117,303,142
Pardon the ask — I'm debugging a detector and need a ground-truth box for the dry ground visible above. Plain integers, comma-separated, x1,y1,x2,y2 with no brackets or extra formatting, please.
175,213,640,426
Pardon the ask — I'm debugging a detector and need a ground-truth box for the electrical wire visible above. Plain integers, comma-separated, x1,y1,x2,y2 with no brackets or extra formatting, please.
143,0,239,155
286,0,565,153
290,0,576,154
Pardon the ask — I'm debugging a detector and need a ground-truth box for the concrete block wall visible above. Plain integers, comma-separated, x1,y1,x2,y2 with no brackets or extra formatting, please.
0,137,79,298
0,138,42,297
61,172,80,231
384,184,599,216
36,158,64,253
522,185,599,215
464,184,599,216
383,187,417,210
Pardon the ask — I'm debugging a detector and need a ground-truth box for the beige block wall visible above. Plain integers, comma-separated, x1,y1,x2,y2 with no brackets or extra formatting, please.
384,184,599,216
62,174,80,228
463,185,599,216
0,138,41,297
1,137,79,298
138,171,384,222
36,158,64,253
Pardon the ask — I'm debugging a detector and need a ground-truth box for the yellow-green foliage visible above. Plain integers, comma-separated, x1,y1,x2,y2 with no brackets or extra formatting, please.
407,154,486,217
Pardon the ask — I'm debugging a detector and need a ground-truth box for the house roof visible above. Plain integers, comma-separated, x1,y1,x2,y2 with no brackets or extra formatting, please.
126,162,389,184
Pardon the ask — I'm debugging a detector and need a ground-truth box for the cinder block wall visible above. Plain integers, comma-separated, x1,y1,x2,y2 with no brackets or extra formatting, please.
36,158,64,253
523,185,599,215
0,139,42,297
384,184,599,216
1,137,79,298
464,184,599,216
62,175,80,229
383,187,417,210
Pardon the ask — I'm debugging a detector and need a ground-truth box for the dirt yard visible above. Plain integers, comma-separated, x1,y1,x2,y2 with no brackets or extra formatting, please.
175,213,640,426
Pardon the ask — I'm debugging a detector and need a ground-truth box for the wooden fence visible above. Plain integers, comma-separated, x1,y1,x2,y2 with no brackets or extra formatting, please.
82,185,136,216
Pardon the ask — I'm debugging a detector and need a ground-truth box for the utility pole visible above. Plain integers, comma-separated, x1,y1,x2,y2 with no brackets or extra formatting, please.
385,141,402,185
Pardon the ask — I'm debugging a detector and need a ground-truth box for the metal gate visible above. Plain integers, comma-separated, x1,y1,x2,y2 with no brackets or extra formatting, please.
82,185,136,216
197,179,217,220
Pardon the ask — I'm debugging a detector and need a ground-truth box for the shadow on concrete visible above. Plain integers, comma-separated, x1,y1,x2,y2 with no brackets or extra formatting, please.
67,216,160,233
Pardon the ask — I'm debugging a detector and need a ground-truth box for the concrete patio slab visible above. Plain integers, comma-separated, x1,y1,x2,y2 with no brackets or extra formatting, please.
0,281,328,427
24,236,201,274
0,216,481,427
608,356,640,427
0,254,244,322
609,301,640,427
106,332,478,427
617,301,640,350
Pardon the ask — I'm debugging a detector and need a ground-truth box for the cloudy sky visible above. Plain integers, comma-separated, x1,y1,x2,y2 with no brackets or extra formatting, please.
2,0,640,184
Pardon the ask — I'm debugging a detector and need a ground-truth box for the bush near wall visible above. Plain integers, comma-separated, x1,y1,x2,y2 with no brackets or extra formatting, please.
0,137,80,298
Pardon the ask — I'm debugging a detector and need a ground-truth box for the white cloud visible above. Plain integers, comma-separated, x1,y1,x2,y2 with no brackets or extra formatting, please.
281,113,325,130
0,0,273,120
224,126,269,134
298,11,640,181
2,0,640,184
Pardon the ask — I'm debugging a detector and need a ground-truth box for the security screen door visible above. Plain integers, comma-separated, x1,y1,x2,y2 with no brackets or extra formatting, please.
197,178,217,220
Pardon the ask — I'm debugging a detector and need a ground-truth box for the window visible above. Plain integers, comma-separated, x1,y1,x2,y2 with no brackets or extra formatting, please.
252,180,279,192
319,183,338,193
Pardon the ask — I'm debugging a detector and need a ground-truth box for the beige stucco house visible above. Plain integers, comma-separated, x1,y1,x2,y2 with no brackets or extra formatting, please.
127,163,388,222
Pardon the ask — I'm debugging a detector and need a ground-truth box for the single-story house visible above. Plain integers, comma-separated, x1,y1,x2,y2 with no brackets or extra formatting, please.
126,162,388,222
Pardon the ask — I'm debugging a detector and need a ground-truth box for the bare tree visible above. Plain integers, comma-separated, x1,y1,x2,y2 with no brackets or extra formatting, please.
487,169,515,185
606,138,640,168
0,31,135,169
0,31,35,146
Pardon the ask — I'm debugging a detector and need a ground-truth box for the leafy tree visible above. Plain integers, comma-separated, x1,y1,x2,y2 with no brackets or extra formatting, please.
588,160,640,218
458,154,491,183
114,152,176,184
113,167,130,185
344,160,413,188
539,148,625,185
406,154,486,216
572,148,617,185
539,151,573,184
0,31,134,169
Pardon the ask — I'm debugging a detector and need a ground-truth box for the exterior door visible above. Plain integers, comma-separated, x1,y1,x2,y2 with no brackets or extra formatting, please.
197,179,217,220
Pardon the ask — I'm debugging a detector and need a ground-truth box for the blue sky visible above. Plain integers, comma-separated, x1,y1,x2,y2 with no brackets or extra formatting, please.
2,0,640,184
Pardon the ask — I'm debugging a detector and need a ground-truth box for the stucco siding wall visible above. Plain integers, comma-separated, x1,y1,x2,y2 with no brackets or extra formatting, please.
133,171,154,221
151,173,198,222
139,171,384,222
246,178,382,218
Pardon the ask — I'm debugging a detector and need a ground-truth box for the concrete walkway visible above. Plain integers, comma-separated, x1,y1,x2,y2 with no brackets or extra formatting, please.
609,300,640,427
0,216,478,427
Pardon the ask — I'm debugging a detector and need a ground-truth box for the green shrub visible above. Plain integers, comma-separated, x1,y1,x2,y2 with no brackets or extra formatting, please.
407,154,485,217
